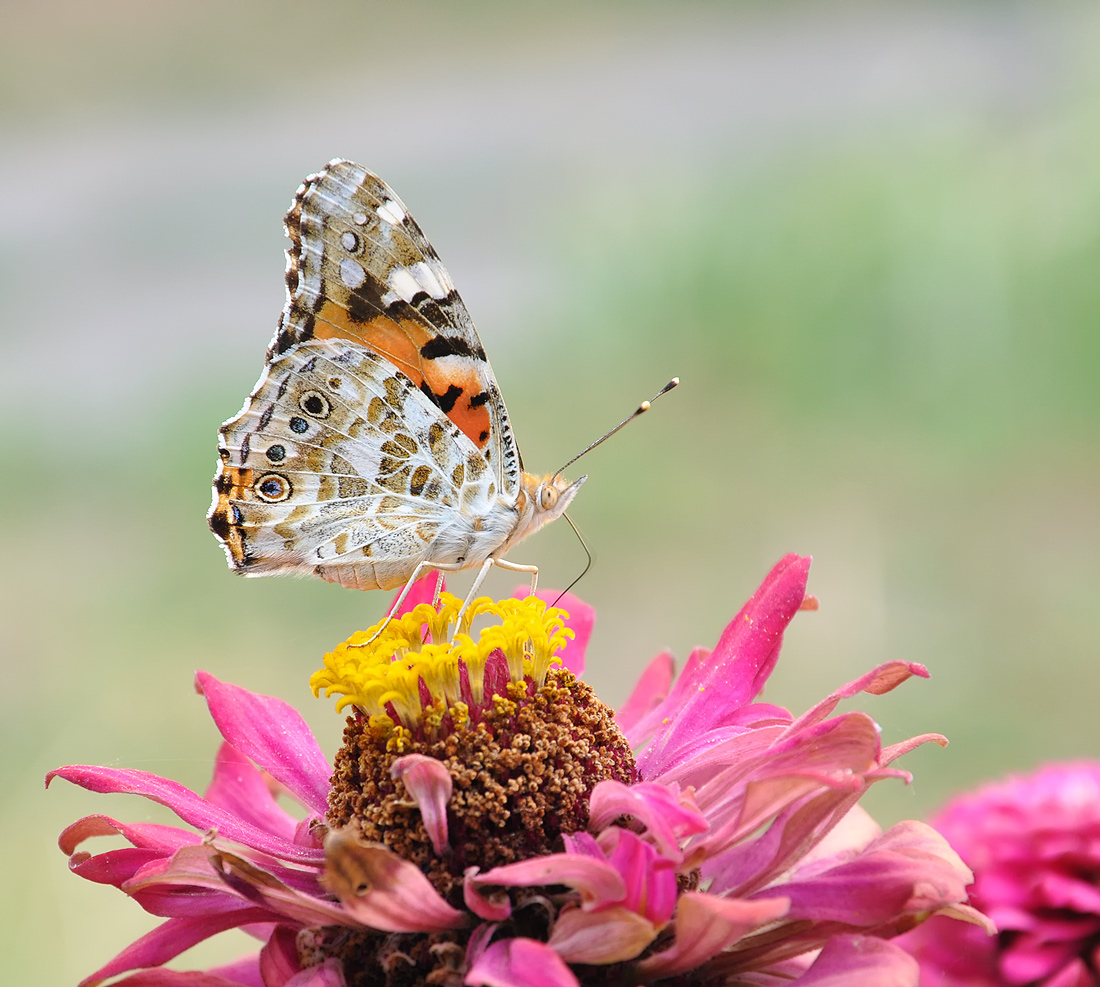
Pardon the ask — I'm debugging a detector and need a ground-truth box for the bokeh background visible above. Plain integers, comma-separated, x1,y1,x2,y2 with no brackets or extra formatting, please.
4,0,1100,980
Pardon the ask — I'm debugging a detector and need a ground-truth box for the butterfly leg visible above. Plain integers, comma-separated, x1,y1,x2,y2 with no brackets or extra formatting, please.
454,558,497,630
353,561,468,648
454,558,541,631
490,558,539,598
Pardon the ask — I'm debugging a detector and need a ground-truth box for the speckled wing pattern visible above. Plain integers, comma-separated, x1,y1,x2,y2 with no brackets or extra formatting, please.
209,160,520,591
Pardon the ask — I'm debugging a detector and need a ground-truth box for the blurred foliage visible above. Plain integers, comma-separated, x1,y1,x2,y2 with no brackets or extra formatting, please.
4,1,1100,982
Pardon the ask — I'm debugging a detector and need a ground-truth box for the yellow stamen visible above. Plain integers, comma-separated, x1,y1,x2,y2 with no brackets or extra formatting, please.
311,594,575,731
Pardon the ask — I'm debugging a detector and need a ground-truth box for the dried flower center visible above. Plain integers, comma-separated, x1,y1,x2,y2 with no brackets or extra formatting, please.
327,667,637,897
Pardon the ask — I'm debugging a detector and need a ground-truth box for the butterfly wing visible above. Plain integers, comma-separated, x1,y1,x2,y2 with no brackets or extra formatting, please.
210,338,498,591
273,159,522,498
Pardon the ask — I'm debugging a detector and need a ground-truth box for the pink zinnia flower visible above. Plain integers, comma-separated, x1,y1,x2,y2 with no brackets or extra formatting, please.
899,762,1100,987
51,554,978,986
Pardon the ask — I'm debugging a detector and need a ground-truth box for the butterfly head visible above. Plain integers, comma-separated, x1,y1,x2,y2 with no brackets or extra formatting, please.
506,472,586,547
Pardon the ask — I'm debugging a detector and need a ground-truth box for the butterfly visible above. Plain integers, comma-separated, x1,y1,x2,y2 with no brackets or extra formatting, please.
208,159,585,613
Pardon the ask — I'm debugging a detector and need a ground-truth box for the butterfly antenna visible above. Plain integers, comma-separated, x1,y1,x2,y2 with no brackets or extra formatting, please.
553,377,679,480
551,512,593,607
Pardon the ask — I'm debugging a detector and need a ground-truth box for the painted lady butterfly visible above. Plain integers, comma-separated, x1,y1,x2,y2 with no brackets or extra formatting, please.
208,159,584,610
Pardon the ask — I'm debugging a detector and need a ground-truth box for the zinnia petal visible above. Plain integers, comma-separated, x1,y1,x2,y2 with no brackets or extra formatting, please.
547,905,657,963
390,753,452,855
615,649,675,734
465,937,580,987
322,828,468,932
46,765,324,865
792,934,921,986
634,892,791,980
195,672,332,816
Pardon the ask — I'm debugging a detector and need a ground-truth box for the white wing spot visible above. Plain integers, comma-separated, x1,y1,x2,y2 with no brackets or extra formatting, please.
340,258,367,289
430,258,456,294
352,212,369,226
341,231,358,251
410,261,448,300
388,266,422,303
377,200,406,225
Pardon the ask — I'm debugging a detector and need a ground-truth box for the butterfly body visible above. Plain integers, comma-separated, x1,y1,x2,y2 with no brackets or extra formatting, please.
209,160,582,593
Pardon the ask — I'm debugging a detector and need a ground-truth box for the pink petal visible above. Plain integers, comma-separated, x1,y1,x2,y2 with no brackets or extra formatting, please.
634,892,791,980
206,955,263,987
616,651,674,734
464,868,513,921
597,828,679,925
465,937,580,987
47,765,324,866
465,921,500,970
323,829,467,932
528,589,594,675
259,926,301,986
123,844,350,928
94,971,259,987
284,959,348,987
793,934,921,987
195,672,331,816
548,905,657,964
391,754,452,855
587,780,707,860
205,743,301,843
472,853,625,906
59,815,197,856
71,846,176,890
77,909,276,987
756,822,972,926
630,555,811,776
785,661,930,736
1043,958,1094,987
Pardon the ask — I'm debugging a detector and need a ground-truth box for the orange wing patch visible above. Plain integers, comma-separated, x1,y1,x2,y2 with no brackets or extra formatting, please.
310,306,492,450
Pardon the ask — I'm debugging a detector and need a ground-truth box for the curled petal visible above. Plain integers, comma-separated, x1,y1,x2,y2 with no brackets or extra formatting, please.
195,672,331,816
464,867,513,921
597,828,679,926
391,754,452,855
323,828,467,932
259,925,300,987
471,853,624,907
59,815,196,857
548,905,657,964
465,937,580,987
46,766,323,866
785,661,930,737
587,780,707,860
635,892,790,981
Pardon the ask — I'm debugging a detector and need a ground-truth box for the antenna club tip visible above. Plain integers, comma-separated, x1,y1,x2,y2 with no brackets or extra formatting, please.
639,400,651,412
670,377,680,387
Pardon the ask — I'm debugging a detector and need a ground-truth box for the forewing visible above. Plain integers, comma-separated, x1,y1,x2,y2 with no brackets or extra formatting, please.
273,159,521,497
208,338,496,591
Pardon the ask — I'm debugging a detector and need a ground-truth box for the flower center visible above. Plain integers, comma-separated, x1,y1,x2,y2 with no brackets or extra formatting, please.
320,595,639,897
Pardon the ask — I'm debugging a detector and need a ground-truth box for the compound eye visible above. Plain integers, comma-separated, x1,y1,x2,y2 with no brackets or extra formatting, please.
539,485,559,511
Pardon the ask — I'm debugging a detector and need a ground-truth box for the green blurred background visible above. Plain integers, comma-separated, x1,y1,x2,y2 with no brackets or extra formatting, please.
4,0,1100,980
